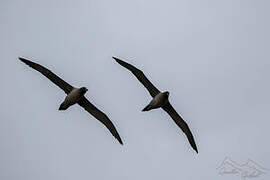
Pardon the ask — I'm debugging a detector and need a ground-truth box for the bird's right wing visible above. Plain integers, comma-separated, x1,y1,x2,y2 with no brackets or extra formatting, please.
113,57,160,98
19,57,74,94
162,102,198,153
77,96,123,145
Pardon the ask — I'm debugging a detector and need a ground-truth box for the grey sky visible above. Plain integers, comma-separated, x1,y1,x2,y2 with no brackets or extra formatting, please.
1,0,270,179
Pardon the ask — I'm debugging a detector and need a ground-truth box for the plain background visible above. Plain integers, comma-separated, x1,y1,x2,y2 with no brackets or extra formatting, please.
0,0,269,179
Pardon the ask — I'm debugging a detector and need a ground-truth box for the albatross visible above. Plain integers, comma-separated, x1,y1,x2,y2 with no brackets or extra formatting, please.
113,57,198,153
19,57,123,145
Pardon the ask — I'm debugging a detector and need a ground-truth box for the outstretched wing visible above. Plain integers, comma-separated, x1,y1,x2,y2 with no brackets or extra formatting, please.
19,57,73,94
77,97,123,145
113,57,160,97
162,102,198,153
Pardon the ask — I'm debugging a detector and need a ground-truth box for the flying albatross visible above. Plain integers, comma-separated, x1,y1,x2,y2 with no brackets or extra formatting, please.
19,57,123,145
113,57,198,153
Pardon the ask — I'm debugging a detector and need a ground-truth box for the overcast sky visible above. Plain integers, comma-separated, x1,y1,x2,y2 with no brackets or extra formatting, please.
1,0,270,179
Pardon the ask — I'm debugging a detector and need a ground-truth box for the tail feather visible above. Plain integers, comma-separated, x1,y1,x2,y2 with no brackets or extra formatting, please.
58,103,68,110
142,105,151,111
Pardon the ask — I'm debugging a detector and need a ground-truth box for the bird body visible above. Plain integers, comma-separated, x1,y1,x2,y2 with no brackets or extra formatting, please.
142,91,169,111
59,87,88,110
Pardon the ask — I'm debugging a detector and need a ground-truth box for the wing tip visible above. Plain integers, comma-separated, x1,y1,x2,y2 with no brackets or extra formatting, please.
112,56,121,63
18,57,26,62
112,57,138,72
119,140,123,145
116,135,124,145
192,144,198,154
115,138,123,145
18,57,31,64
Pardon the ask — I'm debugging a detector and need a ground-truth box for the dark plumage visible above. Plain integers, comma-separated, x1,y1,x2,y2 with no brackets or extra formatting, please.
113,57,198,153
142,104,151,111
19,57,123,145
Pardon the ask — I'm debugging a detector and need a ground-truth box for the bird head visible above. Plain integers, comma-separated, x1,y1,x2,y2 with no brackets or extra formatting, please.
164,91,170,97
80,87,88,94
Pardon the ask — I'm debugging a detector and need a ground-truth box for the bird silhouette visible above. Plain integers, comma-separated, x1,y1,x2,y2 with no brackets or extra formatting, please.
19,57,123,145
113,57,197,153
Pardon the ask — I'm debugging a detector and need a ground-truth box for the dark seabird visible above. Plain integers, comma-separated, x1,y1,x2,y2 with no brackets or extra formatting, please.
19,57,123,145
113,57,198,153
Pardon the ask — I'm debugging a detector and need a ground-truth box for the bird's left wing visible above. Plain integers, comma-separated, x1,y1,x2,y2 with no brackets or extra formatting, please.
19,57,73,94
162,102,198,153
77,96,123,145
113,57,160,98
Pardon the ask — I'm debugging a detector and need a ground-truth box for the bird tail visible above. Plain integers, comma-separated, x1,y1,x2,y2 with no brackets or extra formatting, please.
142,104,151,111
58,102,68,110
